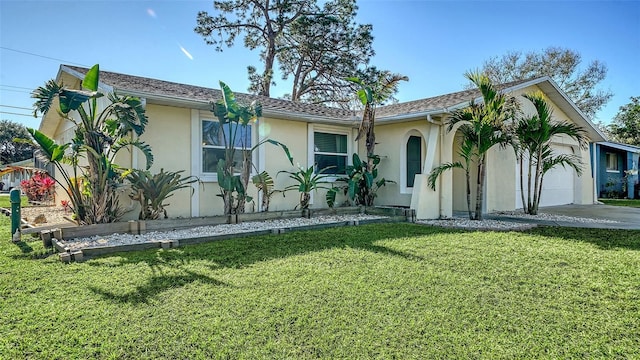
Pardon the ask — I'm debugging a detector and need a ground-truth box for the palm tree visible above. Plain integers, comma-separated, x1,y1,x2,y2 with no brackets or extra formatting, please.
30,64,153,224
428,72,515,220
514,92,587,215
347,71,408,161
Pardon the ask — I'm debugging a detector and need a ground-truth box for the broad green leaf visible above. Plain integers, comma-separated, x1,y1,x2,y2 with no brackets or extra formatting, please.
59,89,94,114
82,64,100,91
352,153,362,168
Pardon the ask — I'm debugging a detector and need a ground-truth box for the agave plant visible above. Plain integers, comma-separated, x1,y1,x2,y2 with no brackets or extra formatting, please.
30,64,153,224
127,168,198,220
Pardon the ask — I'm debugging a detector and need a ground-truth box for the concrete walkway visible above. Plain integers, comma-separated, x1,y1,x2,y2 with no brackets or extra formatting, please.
487,204,640,230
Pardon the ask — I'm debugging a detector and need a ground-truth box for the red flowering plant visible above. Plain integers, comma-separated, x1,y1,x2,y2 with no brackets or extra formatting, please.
20,172,55,203
60,200,71,213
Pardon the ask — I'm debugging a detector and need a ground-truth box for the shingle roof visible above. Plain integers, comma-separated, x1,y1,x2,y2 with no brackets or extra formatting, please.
375,78,535,118
64,65,357,120
62,65,535,121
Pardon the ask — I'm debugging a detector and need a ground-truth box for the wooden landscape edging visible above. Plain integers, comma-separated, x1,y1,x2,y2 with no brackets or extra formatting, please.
39,206,415,262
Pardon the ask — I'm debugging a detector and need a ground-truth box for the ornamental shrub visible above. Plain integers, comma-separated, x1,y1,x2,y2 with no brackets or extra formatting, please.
20,172,55,202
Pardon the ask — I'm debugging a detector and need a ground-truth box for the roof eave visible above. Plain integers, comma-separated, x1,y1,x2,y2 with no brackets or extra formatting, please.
119,88,357,127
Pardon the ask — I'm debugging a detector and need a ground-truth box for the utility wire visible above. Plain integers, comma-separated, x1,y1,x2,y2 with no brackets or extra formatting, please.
0,85,33,90
0,111,38,118
0,88,32,94
0,46,88,67
1,105,32,111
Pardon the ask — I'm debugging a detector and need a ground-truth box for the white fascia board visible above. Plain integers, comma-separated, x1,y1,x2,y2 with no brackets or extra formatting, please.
59,65,114,93
537,78,607,141
118,89,357,127
597,141,640,154
377,109,446,124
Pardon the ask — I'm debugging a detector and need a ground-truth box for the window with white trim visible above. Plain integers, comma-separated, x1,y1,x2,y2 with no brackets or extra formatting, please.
606,152,619,172
314,131,348,174
201,120,252,174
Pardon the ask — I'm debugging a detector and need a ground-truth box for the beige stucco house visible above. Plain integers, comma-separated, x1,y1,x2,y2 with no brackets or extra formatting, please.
39,65,606,220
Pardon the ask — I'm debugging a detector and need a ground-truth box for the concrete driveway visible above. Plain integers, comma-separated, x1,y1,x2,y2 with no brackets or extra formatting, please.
536,204,640,230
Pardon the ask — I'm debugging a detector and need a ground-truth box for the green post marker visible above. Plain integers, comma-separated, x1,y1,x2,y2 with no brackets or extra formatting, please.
10,188,21,242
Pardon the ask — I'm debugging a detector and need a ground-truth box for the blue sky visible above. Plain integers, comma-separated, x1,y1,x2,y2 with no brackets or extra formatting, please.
1,0,638,130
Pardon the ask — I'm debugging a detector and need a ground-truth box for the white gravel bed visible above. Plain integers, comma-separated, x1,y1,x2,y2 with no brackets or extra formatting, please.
493,211,620,223
417,218,535,231
418,211,619,231
60,214,387,251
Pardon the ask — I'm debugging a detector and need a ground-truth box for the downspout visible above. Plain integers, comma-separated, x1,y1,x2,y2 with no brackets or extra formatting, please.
591,143,598,204
437,114,445,218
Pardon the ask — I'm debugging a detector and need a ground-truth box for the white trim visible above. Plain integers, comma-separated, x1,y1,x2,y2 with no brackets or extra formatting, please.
400,129,425,194
308,124,353,181
190,109,200,217
307,123,353,205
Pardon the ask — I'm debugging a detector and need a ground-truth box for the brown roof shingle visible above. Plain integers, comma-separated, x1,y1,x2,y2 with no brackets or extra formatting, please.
63,65,537,121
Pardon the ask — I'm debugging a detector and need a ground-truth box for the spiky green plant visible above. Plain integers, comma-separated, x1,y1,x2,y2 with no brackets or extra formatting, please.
127,169,198,220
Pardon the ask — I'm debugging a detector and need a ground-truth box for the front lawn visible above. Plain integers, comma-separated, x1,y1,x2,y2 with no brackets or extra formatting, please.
600,198,640,208
1,216,639,358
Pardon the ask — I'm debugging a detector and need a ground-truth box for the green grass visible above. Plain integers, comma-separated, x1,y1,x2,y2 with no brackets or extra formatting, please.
1,217,639,359
600,198,640,208
0,194,29,208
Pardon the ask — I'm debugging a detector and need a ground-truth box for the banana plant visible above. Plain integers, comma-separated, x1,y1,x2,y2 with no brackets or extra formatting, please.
210,81,292,215
30,64,153,224
127,168,199,220
252,170,278,212
279,164,335,210
326,153,394,207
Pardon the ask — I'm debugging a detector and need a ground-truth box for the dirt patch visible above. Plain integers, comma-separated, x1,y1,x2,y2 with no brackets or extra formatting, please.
20,206,73,227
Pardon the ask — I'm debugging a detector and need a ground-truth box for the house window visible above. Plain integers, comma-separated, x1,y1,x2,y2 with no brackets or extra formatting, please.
406,136,422,187
606,152,619,172
314,131,348,174
202,120,252,173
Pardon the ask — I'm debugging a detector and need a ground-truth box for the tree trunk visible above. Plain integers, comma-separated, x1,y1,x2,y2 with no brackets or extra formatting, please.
260,34,276,97
237,155,252,214
465,168,473,220
526,151,534,215
474,156,485,220
518,152,527,214
532,149,543,215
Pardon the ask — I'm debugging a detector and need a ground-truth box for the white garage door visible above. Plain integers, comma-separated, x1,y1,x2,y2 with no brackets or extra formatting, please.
516,145,575,209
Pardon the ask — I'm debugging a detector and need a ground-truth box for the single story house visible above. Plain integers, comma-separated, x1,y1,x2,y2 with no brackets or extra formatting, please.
38,65,606,219
592,141,640,199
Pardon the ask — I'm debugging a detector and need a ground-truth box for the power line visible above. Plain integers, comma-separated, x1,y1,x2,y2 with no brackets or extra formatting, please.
0,46,88,67
0,88,32,94
0,111,38,118
1,105,32,111
0,85,33,90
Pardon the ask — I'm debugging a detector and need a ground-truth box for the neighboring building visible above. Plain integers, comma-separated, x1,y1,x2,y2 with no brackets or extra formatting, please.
0,158,34,191
592,142,640,199
37,65,606,219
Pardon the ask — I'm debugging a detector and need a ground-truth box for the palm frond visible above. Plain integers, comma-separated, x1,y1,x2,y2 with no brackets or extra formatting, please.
427,162,463,190
542,153,583,176
31,80,63,117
